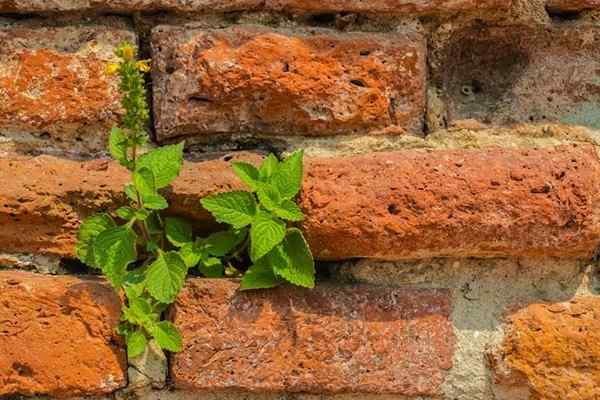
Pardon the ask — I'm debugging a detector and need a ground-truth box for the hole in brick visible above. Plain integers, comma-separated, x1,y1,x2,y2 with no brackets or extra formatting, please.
189,95,212,104
350,79,367,88
360,50,371,56
307,13,336,26
283,62,289,73
546,8,583,21
12,362,33,377
166,65,176,74
388,204,399,215
39,132,50,140
223,154,233,162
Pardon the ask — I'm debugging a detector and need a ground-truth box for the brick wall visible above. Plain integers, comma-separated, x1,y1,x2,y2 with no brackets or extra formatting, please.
0,1,599,399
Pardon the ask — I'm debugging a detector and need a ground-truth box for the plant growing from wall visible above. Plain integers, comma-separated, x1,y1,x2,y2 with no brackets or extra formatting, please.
201,151,315,290
75,42,316,359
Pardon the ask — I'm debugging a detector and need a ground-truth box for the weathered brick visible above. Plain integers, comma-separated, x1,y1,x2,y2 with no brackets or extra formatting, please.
170,279,454,396
152,25,426,141
300,144,600,260
0,19,134,153
266,0,511,14
433,25,600,130
491,297,600,400
546,0,600,12
0,0,261,13
0,271,126,397
0,152,261,258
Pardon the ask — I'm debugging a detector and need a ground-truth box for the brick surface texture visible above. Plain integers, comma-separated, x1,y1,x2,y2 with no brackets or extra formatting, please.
170,279,454,396
301,144,600,260
492,298,600,400
546,0,600,11
152,25,426,140
0,271,126,397
435,25,600,130
0,19,135,152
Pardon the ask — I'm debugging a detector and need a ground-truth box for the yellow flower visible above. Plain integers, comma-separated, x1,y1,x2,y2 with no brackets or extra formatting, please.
105,62,120,75
122,45,135,60
137,60,151,73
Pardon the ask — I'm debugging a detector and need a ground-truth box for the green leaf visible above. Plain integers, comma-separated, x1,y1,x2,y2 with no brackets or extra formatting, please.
272,150,304,200
204,229,247,257
142,193,168,210
233,162,260,191
256,184,282,211
250,210,286,262
165,217,193,247
179,242,202,268
273,200,304,222
123,297,156,331
133,166,157,196
151,321,182,352
76,213,116,268
123,269,146,299
124,184,137,202
127,330,147,359
145,251,187,303
259,154,279,182
136,142,184,188
240,261,280,290
109,126,129,168
116,206,135,221
201,191,257,229
198,257,224,278
93,226,137,288
275,228,315,288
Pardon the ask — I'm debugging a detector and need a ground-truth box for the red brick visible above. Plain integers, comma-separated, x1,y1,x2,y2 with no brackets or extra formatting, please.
433,25,600,130
0,271,126,397
266,0,511,14
0,152,262,258
0,19,135,154
546,0,600,12
491,297,600,400
300,144,600,260
0,0,261,12
170,279,454,396
152,25,426,141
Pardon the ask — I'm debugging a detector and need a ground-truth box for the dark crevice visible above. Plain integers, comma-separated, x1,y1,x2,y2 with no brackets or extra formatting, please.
546,8,583,21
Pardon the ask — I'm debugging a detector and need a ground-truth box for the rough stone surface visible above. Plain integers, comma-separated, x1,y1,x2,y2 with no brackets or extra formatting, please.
546,0,600,11
267,0,512,14
170,279,454,396
0,18,135,154
0,270,126,397
433,25,600,130
300,144,600,260
491,297,600,400
0,151,262,258
152,25,426,141
127,340,167,391
334,258,591,400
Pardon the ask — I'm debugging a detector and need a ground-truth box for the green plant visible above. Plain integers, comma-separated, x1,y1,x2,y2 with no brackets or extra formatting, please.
201,151,315,290
76,42,190,358
76,43,316,360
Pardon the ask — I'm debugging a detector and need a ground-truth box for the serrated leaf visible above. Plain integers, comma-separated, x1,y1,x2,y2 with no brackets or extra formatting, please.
151,321,182,352
124,184,137,202
259,154,279,182
123,269,146,300
143,193,168,210
233,162,260,191
127,330,147,359
179,242,202,268
133,166,157,196
272,150,304,200
109,126,129,168
240,261,280,290
201,191,257,229
137,142,184,188
273,200,304,221
198,257,224,278
256,184,282,211
250,210,286,262
145,251,186,303
165,217,193,247
275,228,315,288
204,229,247,257
76,213,116,268
93,226,137,288
116,206,135,221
